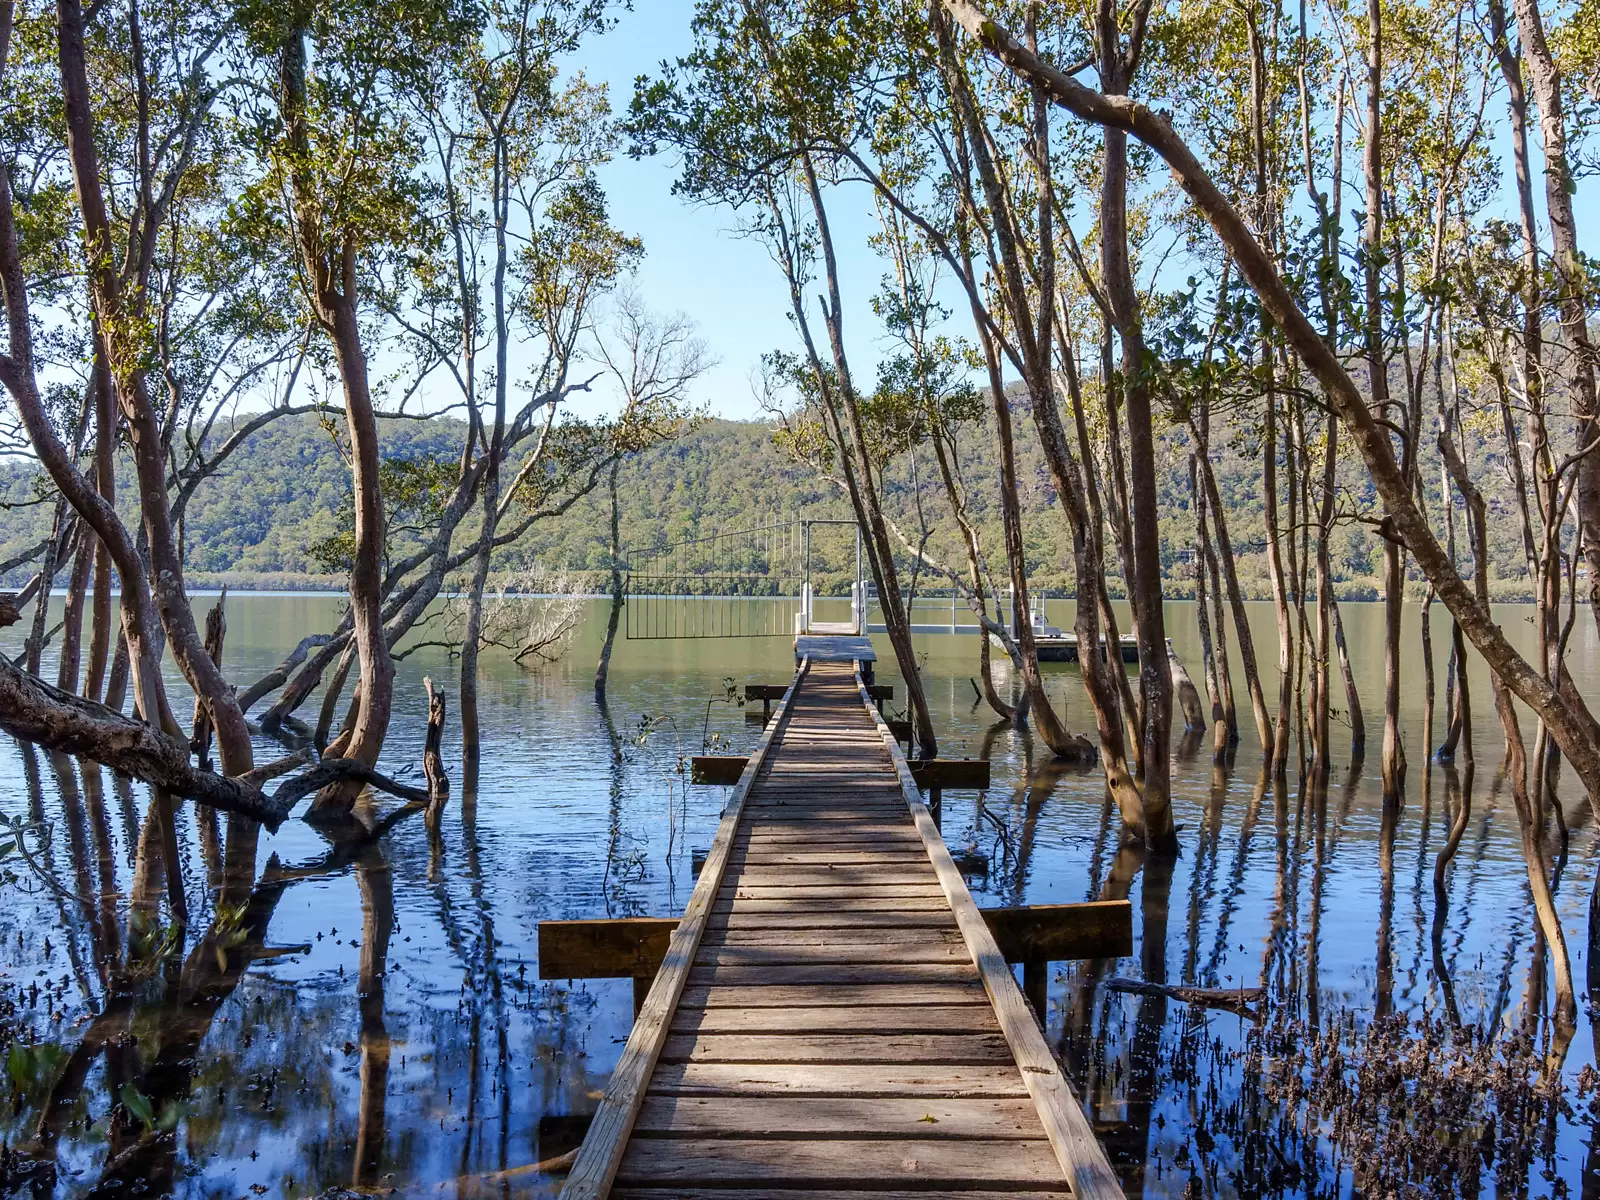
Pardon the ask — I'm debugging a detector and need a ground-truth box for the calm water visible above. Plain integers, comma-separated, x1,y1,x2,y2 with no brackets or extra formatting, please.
1,595,1597,1198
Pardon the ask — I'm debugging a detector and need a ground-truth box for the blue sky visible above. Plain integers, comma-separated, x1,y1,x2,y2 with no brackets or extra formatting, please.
568,4,890,422
567,3,1599,424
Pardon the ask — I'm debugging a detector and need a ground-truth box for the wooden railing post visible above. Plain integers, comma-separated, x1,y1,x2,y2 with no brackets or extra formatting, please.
1023,958,1048,1018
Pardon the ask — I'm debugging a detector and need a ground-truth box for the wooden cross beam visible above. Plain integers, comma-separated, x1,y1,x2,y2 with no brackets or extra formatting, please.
538,900,1131,1017
743,681,895,725
690,755,749,785
742,683,786,725
690,754,989,792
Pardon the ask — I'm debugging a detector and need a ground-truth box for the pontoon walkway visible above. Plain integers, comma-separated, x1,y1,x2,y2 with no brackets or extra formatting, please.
563,658,1122,1199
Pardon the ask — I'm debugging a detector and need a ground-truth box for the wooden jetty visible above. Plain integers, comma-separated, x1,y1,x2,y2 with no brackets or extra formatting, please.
560,655,1124,1199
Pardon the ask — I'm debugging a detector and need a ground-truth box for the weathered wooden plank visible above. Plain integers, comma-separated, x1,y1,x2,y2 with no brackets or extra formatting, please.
701,927,963,947
678,983,989,1008
614,1190,1069,1200
646,1062,1031,1098
855,672,1124,1200
614,1138,1067,1187
720,885,946,902
754,771,898,778
658,1032,1012,1064
744,800,907,810
713,896,954,914
746,790,906,801
694,942,971,967
736,827,921,842
730,809,914,822
632,1096,1044,1139
724,869,939,887
730,857,936,874
561,663,807,1200
670,1005,1000,1035
743,802,909,814
729,850,929,865
686,963,975,987
706,911,959,931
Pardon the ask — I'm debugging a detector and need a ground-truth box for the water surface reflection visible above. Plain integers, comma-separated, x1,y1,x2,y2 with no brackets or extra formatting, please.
0,596,1595,1196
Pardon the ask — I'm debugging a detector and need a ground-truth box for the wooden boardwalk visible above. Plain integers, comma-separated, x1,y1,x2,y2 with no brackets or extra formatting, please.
565,659,1120,1199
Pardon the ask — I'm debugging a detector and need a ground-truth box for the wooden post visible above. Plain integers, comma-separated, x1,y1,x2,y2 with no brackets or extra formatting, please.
190,591,227,769
1023,958,1048,1019
744,684,789,725
423,677,449,805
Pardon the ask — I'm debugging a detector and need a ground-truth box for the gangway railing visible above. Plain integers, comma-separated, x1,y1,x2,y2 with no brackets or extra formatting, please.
623,518,864,640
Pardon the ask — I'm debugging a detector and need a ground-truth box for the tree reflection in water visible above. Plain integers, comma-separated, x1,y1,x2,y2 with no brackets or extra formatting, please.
0,759,605,1198
1035,739,1589,1196
3,625,1599,1197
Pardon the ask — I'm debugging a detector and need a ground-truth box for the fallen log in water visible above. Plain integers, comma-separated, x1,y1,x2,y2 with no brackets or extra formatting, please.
0,650,295,826
1,653,438,825
1105,976,1264,1016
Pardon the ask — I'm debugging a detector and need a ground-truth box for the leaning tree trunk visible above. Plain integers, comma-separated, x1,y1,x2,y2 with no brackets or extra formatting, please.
797,155,937,757
1511,0,1600,632
1312,412,1338,770
1380,522,1407,800
319,301,395,804
190,593,227,770
57,0,249,771
1098,17,1175,851
1192,454,1228,757
1262,388,1294,777
929,424,1017,722
274,26,392,804
83,328,114,704
595,457,624,701
55,524,94,694
1191,417,1273,751
1359,0,1405,803
458,462,499,770
24,501,69,676
1197,406,1239,740
1433,621,1474,887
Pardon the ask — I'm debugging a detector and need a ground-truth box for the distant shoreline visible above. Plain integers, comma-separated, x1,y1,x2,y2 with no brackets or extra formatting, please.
22,586,1576,605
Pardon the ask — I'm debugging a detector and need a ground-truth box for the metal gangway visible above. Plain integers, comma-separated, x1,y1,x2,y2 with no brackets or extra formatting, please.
623,518,870,640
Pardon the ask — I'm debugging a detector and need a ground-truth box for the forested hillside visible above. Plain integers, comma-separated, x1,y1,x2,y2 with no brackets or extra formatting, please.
0,405,1542,599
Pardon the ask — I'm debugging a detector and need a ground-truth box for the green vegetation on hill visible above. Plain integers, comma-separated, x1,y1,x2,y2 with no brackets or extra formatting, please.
0,408,1544,599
